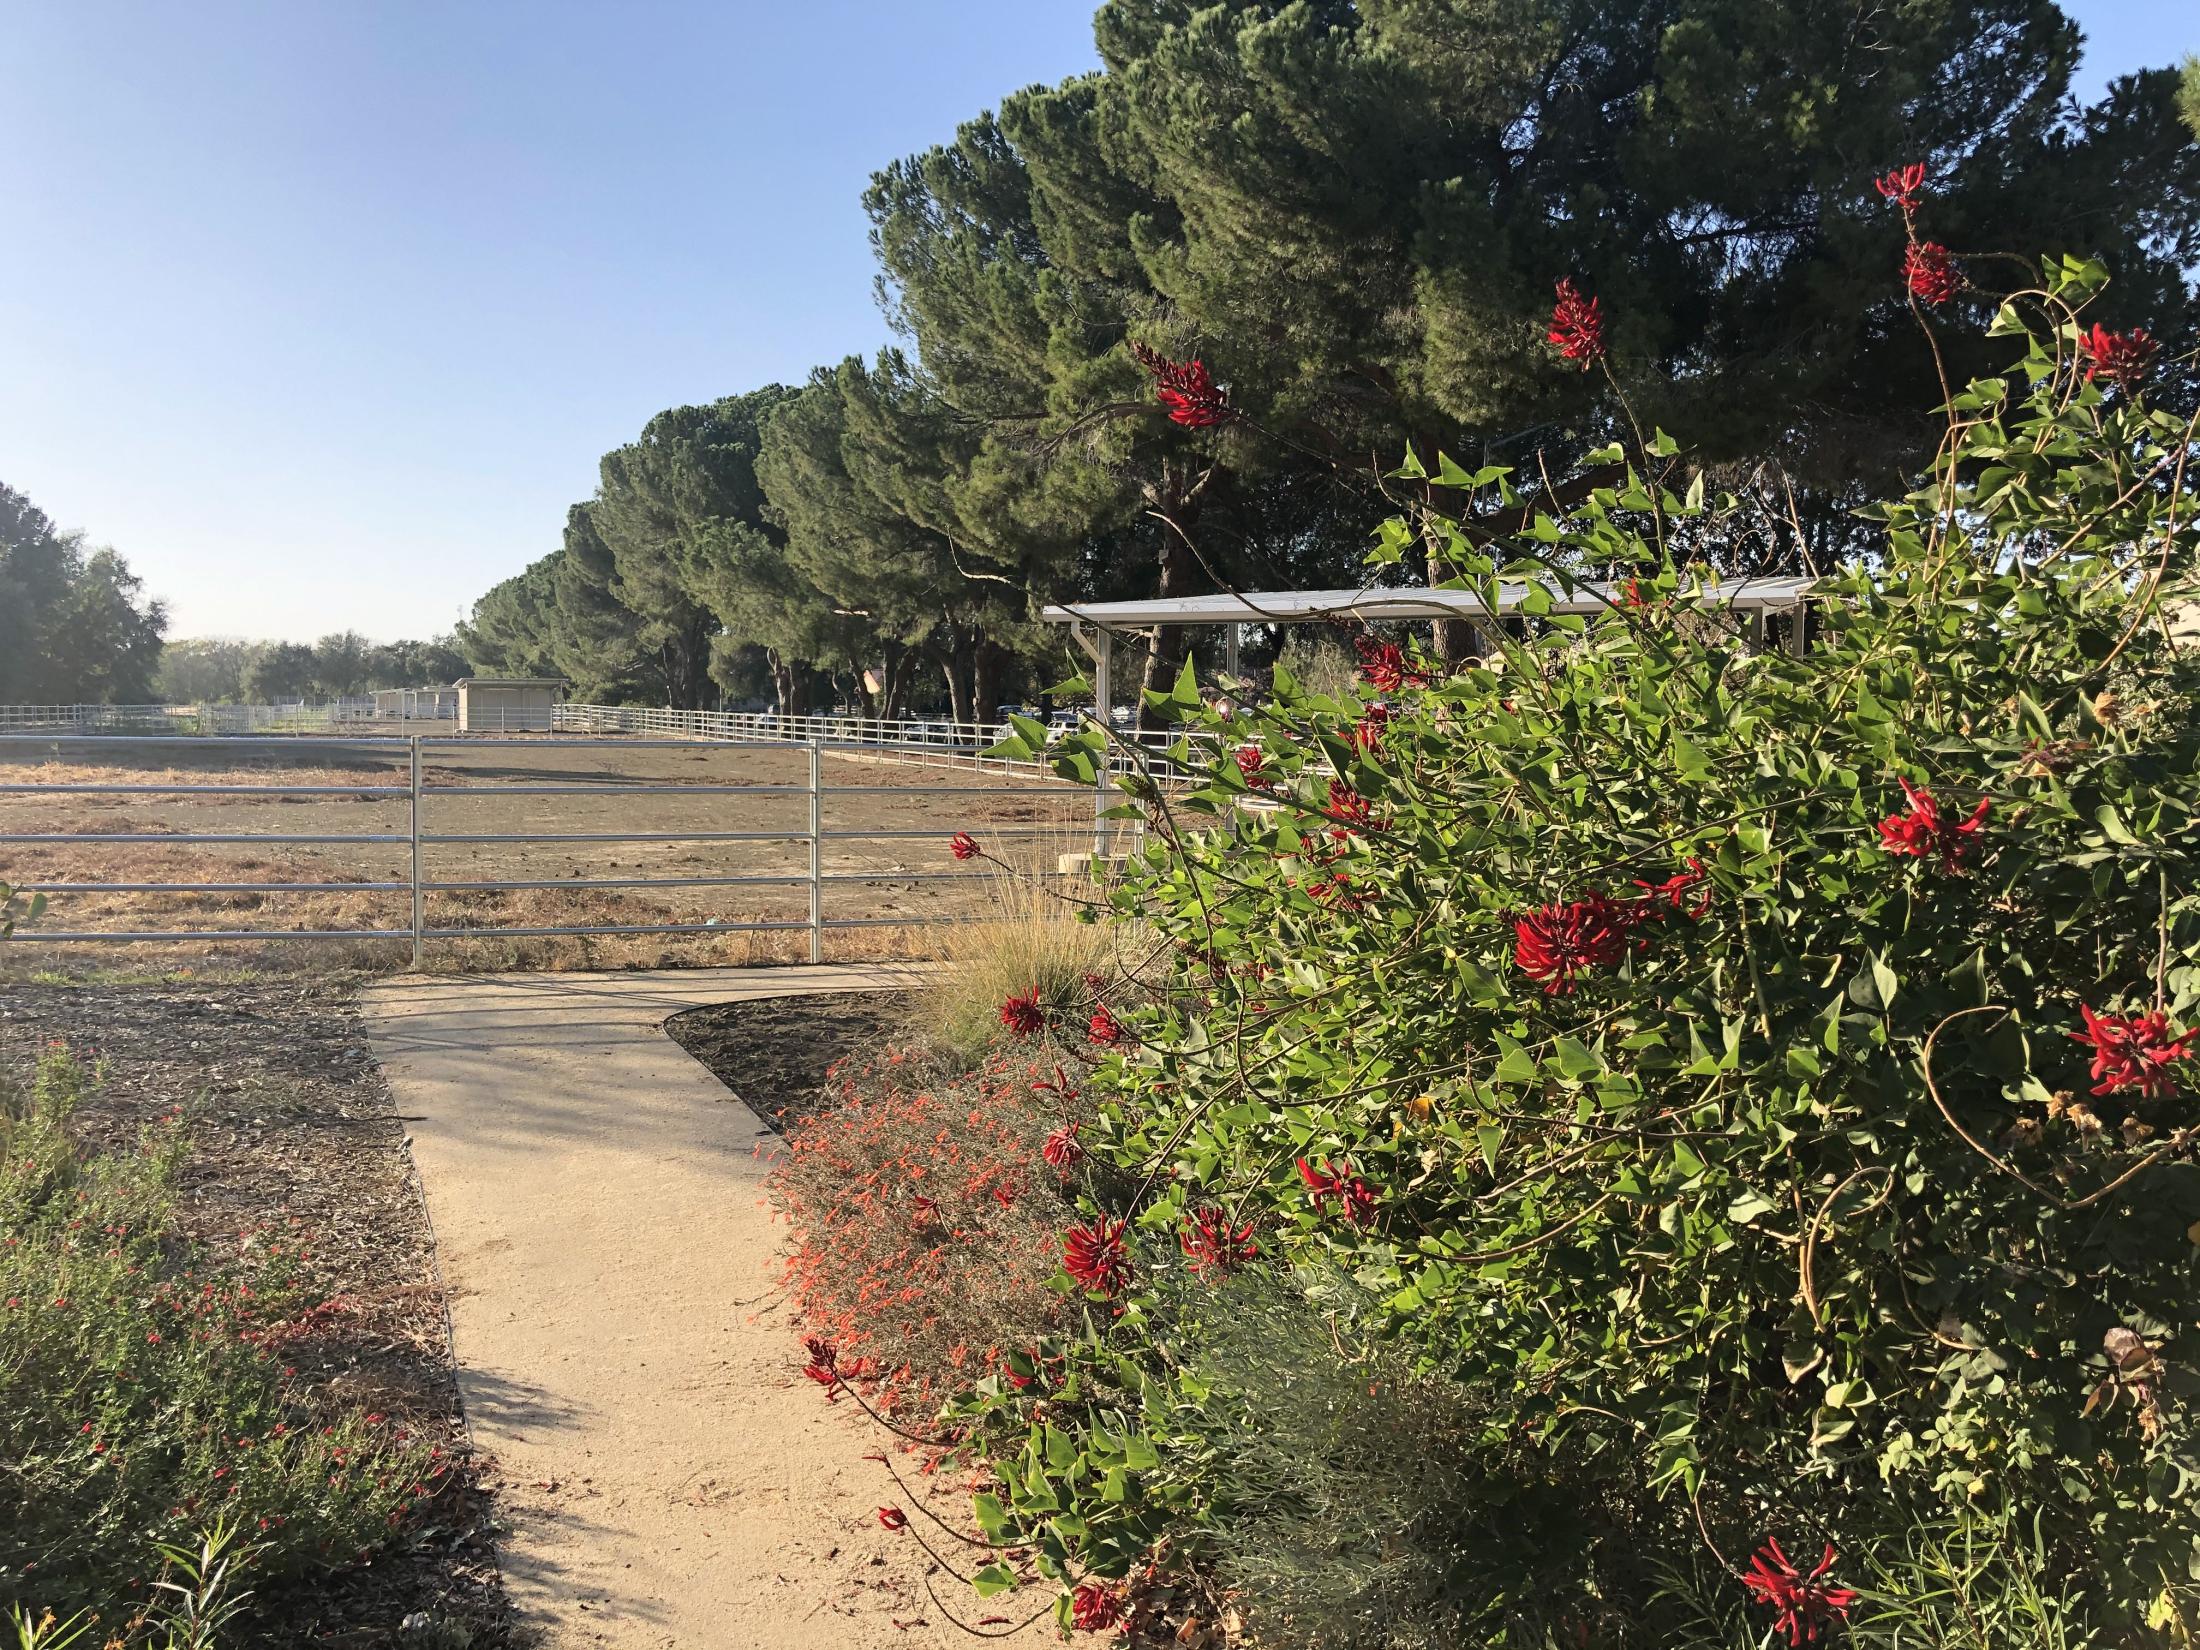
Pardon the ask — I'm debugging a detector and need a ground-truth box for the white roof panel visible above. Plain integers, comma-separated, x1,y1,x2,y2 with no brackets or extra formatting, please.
1042,576,1815,627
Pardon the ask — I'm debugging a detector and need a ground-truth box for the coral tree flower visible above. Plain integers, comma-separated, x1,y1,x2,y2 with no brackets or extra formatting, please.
1070,1582,1124,1632
1904,241,1960,304
1877,778,1989,872
1180,1205,1259,1277
1088,1004,1124,1046
1631,858,1711,921
877,1506,908,1530
1741,1539,1857,1646
1355,635,1429,693
1514,896,1629,993
1130,340,1229,428
1234,745,1270,787
949,831,981,861
1063,1217,1132,1294
1323,781,1382,834
1042,1123,1085,1175
2071,1005,2197,1100
999,990,1045,1037
1548,277,1606,368
2079,324,2156,389
1296,1157,1379,1225
1873,161,1927,214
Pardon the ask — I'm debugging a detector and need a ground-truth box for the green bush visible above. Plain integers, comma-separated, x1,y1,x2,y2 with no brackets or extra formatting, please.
0,1048,434,1621
980,254,2200,1641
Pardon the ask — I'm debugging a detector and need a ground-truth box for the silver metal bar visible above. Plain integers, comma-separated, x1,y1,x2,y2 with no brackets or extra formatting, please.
27,928,416,942
807,784,1081,796
0,734,410,746
16,881,408,893
822,915,987,929
422,874,808,892
807,741,823,965
415,783,809,796
416,829,803,844
422,920,809,939
0,783,411,796
0,832,407,844
409,737,424,971
818,826,1075,840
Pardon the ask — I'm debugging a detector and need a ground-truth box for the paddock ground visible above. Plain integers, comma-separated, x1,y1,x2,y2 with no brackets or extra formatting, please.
0,737,1107,974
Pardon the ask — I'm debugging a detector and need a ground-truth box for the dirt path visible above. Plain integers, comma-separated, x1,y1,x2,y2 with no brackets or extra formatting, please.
360,968,1056,1650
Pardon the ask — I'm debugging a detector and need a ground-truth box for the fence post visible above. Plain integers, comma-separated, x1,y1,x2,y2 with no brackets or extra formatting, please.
806,739,824,965
408,736,424,970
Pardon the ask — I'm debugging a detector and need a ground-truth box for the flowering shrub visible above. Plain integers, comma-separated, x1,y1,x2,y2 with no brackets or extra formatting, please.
0,1049,433,1615
770,1045,1086,1405
987,246,2200,1638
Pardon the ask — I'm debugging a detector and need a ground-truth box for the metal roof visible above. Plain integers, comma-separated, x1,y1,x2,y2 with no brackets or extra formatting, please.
1042,576,1815,628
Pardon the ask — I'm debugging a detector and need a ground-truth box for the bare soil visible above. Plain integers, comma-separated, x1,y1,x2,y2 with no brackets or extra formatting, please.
0,979,516,1647
662,990,910,1132
0,737,1099,975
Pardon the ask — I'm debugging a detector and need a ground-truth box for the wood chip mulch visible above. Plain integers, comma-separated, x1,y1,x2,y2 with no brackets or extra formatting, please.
0,977,518,1648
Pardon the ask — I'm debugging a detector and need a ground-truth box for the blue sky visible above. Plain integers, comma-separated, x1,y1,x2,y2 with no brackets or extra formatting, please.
1,2,2189,643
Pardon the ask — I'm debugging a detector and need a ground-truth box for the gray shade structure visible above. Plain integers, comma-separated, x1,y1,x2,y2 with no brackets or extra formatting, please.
456,677,562,733
1040,575,1818,853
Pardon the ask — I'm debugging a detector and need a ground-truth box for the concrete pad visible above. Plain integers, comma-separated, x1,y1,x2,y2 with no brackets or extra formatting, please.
361,967,1053,1649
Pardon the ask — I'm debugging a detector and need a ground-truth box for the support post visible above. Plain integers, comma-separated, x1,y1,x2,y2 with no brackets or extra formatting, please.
1091,628,1113,861
408,736,424,970
1787,602,1809,658
807,739,824,964
1223,622,1240,680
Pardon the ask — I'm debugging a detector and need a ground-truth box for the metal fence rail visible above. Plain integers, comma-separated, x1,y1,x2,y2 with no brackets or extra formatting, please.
0,733,1110,964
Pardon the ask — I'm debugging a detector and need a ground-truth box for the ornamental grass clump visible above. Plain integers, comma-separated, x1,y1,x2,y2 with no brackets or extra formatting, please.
0,1048,433,1618
975,244,2200,1640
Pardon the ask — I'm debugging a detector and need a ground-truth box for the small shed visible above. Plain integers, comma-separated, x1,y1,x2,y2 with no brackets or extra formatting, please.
456,677,561,733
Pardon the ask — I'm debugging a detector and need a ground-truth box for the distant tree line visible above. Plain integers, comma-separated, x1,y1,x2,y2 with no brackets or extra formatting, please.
455,1,2200,721
156,633,470,705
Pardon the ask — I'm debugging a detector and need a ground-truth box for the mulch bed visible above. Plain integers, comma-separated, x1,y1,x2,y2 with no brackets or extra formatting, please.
0,978,515,1648
664,989,914,1129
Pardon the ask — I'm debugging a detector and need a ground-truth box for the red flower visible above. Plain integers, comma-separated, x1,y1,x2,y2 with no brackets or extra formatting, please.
949,831,981,861
1234,745,1270,787
2079,324,2157,389
1070,1582,1124,1632
1877,778,1989,872
801,1335,838,1387
1630,857,1711,922
1296,1157,1379,1225
1873,162,1927,214
1619,576,1653,609
1088,1005,1124,1045
1180,1205,1259,1278
1904,241,1960,305
1324,781,1382,834
1513,896,1628,993
1130,340,1230,428
1352,703,1390,755
999,989,1045,1037
1741,1539,1857,1647
1043,1123,1085,1175
1355,635,1430,693
2071,1005,2197,1100
877,1506,908,1530
1063,1217,1132,1295
1548,277,1606,369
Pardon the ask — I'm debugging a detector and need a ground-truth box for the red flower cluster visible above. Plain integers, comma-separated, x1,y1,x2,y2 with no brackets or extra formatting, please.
1352,703,1390,756
1130,340,1230,428
1355,635,1431,694
1741,1539,1857,1647
1088,1004,1124,1045
802,1335,838,1388
1873,162,1927,214
1905,241,1960,305
999,990,1045,1037
1632,858,1711,921
1070,1582,1124,1632
1235,745,1270,788
1063,1217,1132,1294
949,831,980,861
1877,778,1990,872
877,1506,908,1530
1180,1205,1259,1277
2071,1005,2197,1100
1514,895,1629,994
1042,1123,1085,1175
1297,1157,1379,1225
1548,277,1606,369
2079,323,2156,389
1324,781,1383,834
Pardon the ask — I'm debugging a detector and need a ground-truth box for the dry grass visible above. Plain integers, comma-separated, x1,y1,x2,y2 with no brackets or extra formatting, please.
907,868,1114,1066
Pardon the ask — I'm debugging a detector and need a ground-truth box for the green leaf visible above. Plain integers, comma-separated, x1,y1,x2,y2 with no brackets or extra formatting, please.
973,1562,1018,1598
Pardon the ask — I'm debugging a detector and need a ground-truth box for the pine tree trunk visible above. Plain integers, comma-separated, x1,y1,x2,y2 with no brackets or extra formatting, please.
944,631,975,728
972,639,1010,727
1138,530,1196,728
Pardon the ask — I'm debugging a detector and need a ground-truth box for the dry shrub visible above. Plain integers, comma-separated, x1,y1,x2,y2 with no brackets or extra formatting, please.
770,1044,1086,1411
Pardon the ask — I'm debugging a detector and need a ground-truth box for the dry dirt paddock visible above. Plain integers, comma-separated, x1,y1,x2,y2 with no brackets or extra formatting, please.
0,734,1107,974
